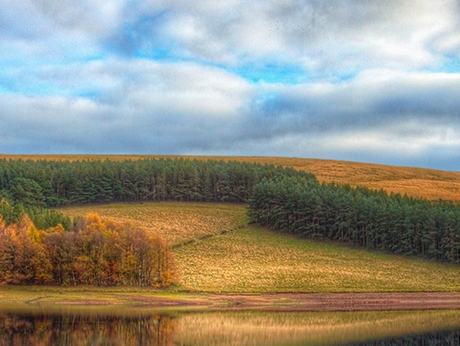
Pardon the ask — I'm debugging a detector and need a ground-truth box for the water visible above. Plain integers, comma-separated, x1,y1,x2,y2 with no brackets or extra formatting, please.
1,308,459,345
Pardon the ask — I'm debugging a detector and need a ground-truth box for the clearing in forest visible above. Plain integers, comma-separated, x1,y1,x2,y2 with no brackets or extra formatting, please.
59,202,248,246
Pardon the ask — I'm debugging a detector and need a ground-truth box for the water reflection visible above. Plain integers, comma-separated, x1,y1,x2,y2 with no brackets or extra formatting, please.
344,329,460,346
0,309,459,346
0,313,175,346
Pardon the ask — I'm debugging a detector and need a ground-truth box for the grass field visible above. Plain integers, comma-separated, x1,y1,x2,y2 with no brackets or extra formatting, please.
59,202,460,293
174,225,460,293
0,285,211,310
60,202,247,246
3,154,460,201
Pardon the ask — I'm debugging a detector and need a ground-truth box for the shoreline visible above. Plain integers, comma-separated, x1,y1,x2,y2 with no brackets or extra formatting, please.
2,289,460,312
206,292,460,311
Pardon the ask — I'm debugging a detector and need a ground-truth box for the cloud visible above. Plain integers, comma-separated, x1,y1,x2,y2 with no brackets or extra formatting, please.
5,1,458,71
1,0,460,170
235,71,460,170
1,58,460,169
117,0,460,74
242,71,460,139
0,59,252,153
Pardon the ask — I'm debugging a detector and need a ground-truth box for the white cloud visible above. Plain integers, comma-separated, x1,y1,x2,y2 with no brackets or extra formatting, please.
1,0,460,169
3,0,460,71
3,66,460,169
137,0,460,73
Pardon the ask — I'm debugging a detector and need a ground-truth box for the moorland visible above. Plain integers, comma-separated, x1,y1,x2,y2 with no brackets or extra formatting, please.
1,154,459,201
0,155,459,310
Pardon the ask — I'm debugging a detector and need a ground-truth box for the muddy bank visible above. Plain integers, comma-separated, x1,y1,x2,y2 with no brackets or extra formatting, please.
118,292,460,311
5,290,460,311
204,292,460,311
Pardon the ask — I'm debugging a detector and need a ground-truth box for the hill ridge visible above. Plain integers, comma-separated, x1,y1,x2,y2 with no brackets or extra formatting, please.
2,155,459,201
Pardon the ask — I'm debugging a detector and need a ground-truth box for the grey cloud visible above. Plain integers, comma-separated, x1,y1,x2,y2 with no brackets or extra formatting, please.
0,60,250,153
0,96,238,155
2,68,459,170
372,80,460,118
239,73,460,145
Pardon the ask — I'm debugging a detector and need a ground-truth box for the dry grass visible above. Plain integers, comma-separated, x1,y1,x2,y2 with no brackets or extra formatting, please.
176,310,460,346
174,225,460,293
58,202,460,293
3,154,460,200
59,202,248,246
0,286,215,316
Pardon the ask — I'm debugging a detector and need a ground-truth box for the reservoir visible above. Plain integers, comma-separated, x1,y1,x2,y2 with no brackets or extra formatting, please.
1,307,459,345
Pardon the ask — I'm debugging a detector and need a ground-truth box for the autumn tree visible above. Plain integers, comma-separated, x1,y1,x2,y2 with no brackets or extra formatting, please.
0,213,178,287
0,215,52,284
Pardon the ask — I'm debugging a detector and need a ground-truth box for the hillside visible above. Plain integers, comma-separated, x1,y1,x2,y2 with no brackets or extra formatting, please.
60,202,460,293
174,225,460,293
2,154,459,201
60,202,247,246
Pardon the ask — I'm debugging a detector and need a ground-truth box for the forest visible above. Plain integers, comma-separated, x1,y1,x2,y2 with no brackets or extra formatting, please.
249,176,460,263
0,158,313,208
0,213,175,287
0,157,459,288
0,158,306,286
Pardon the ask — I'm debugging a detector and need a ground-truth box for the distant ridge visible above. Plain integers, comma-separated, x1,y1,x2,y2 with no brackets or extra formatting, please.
1,155,459,201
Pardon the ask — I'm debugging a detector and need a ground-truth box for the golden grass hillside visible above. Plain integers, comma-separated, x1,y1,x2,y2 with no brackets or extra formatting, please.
60,202,248,246
60,203,460,293
174,226,460,293
2,154,459,201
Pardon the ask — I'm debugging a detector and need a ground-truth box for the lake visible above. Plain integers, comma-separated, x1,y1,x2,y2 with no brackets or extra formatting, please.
1,307,459,345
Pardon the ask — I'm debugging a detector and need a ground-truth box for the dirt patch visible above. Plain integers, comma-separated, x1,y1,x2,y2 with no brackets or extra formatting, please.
127,296,208,307
25,296,54,305
54,300,118,305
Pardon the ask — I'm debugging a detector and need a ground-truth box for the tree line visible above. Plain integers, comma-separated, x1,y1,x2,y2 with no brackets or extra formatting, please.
0,158,315,208
0,199,72,230
0,213,176,287
248,176,460,263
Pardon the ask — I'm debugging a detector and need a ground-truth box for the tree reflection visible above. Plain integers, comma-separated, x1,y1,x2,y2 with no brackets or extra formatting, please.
344,329,460,346
1,310,460,346
0,313,176,346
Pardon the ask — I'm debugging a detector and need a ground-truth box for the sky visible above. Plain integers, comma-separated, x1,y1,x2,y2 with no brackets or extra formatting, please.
1,0,460,171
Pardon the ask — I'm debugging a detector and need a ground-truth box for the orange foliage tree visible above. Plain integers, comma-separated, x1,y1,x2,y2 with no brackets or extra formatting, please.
0,213,177,287
0,215,52,284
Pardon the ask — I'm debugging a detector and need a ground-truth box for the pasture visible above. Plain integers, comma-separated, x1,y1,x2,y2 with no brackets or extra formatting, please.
60,202,460,293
